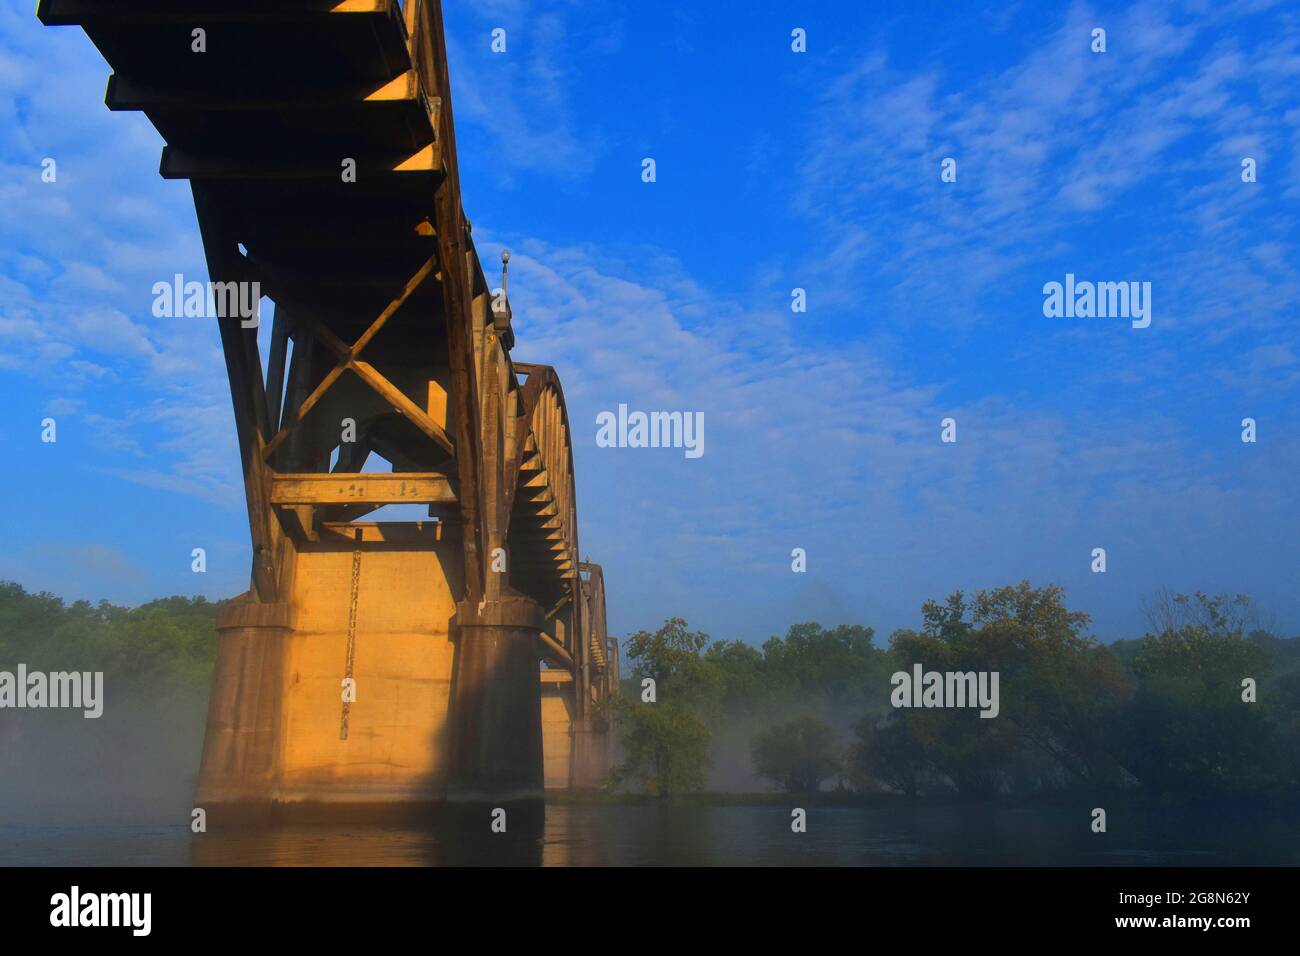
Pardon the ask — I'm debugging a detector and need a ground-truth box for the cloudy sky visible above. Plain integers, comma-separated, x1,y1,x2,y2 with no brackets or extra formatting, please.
1,0,1297,645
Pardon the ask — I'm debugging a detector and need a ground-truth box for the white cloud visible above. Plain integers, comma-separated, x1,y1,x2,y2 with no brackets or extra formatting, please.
487,229,1300,639
794,0,1300,340
444,0,613,182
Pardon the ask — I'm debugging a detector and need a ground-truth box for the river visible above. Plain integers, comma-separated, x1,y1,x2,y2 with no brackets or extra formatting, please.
2,802,1296,866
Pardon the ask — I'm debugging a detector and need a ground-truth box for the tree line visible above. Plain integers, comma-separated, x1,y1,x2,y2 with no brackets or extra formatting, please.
614,583,1300,803
3,578,1296,806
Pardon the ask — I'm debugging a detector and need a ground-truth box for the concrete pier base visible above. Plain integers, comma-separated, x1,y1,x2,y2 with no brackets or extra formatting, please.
194,535,461,818
541,676,575,789
193,548,610,819
195,600,292,812
447,595,545,803
571,717,615,789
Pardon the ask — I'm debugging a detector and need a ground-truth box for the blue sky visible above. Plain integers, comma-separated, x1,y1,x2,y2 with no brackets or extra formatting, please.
1,0,1298,645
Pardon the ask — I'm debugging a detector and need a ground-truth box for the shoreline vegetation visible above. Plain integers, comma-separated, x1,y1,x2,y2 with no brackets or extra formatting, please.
1,580,1297,817
612,584,1300,805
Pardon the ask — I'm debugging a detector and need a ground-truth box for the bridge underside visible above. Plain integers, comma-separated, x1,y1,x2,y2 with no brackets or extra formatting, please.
40,0,618,812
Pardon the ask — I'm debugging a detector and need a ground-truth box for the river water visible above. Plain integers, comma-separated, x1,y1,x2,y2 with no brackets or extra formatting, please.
2,802,1296,866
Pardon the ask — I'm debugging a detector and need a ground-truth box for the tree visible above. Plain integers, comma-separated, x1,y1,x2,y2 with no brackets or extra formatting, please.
756,622,885,713
615,700,711,797
886,582,1131,796
852,715,926,797
617,618,716,796
624,617,719,709
702,639,764,715
1140,589,1259,640
751,716,840,793
1119,592,1284,799
1133,592,1267,687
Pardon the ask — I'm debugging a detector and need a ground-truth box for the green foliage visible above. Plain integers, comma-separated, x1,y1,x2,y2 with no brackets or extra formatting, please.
5,576,1295,806
1133,627,1265,687
882,582,1132,796
703,622,892,730
0,581,218,696
750,716,840,793
624,617,719,710
752,622,885,713
615,699,711,797
616,618,717,796
702,639,764,714
619,617,891,795
850,586,1298,802
1116,592,1291,799
852,715,925,796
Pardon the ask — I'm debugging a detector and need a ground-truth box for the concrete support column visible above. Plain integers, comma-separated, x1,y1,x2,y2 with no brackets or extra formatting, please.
449,594,544,802
195,600,293,815
570,717,613,789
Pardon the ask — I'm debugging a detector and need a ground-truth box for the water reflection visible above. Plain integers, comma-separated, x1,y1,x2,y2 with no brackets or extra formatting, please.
188,802,1300,867
5,802,1298,866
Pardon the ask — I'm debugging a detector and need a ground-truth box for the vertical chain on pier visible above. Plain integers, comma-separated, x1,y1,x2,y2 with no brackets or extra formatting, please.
340,529,362,740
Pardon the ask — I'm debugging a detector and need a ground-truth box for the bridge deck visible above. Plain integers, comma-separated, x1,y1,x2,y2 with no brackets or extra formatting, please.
38,0,588,604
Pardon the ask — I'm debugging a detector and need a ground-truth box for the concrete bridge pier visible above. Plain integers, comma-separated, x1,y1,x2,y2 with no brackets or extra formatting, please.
194,601,293,821
571,717,613,789
448,595,546,803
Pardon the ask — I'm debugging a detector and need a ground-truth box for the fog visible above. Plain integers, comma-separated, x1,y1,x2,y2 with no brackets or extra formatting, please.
0,690,207,826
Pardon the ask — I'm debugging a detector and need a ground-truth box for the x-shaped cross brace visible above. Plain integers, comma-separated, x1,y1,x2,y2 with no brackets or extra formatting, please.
261,254,454,462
